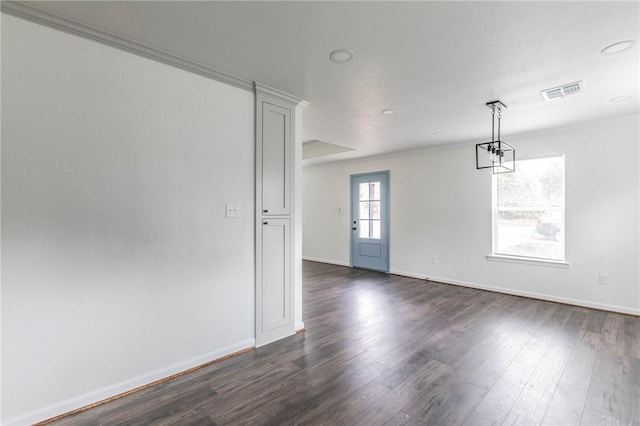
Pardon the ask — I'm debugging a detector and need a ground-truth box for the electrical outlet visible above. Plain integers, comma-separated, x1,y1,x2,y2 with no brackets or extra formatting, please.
598,273,609,285
432,256,439,264
225,204,239,218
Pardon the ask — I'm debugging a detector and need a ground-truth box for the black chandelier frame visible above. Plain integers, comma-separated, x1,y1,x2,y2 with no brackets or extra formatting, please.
476,100,515,174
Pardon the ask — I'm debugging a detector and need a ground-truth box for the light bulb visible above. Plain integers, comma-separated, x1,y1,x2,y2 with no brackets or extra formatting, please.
491,146,498,163
485,145,494,161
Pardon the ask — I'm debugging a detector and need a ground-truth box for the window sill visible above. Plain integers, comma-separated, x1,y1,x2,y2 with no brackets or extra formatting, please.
486,255,570,269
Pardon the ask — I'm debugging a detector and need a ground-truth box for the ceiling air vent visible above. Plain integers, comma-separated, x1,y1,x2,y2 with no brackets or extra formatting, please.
541,81,583,100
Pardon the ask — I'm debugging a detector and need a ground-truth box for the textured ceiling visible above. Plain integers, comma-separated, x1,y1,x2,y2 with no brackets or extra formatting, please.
18,1,640,165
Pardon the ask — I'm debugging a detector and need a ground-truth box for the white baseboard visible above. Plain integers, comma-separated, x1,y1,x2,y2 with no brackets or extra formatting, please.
391,269,640,316
6,339,255,426
302,256,350,267
389,269,426,280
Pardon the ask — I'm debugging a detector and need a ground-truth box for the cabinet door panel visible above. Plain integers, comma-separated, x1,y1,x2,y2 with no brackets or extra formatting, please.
260,102,291,215
256,218,292,346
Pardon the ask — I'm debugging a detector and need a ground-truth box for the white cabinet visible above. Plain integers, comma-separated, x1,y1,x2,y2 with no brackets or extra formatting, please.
257,101,291,216
255,83,305,347
256,218,291,344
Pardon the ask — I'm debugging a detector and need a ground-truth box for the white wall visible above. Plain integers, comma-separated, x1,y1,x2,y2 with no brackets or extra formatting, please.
303,114,640,314
2,15,255,424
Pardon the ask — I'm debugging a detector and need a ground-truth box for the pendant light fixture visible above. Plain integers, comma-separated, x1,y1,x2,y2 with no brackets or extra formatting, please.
476,100,515,174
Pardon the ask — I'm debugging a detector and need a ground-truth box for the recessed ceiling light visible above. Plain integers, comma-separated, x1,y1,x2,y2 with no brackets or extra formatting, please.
381,109,396,115
601,40,635,55
609,95,633,102
433,131,445,136
329,49,355,63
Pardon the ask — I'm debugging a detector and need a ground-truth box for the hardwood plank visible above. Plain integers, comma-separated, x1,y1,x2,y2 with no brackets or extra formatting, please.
544,381,589,425
46,261,640,426
354,359,451,426
581,407,621,426
501,411,538,425
465,326,533,392
417,382,487,425
585,313,638,425
463,331,558,425
385,410,424,426
625,315,640,358
292,379,391,425
542,331,600,425
463,374,526,426
510,344,572,422
623,355,640,426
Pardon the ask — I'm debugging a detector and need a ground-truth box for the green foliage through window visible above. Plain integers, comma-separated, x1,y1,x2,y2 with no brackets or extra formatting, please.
493,156,565,261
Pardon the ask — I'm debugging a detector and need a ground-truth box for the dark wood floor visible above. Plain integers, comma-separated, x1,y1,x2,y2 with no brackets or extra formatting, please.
50,261,639,426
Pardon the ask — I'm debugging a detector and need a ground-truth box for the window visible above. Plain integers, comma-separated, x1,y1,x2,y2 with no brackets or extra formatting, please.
359,181,381,239
493,156,565,262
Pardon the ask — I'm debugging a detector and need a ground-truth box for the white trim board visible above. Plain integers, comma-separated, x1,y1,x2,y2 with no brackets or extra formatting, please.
302,256,350,267
486,255,570,269
5,339,255,426
255,82,308,107
1,1,253,91
390,269,640,317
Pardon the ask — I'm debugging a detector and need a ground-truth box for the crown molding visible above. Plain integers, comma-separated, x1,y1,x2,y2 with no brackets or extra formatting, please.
1,1,254,92
254,82,308,107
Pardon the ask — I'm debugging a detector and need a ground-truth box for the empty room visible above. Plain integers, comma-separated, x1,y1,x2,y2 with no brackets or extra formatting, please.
1,1,638,425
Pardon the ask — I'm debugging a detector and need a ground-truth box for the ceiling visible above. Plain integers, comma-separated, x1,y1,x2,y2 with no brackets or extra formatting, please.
17,1,640,165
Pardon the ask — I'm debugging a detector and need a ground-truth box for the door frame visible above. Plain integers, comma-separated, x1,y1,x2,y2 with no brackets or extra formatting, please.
350,170,390,273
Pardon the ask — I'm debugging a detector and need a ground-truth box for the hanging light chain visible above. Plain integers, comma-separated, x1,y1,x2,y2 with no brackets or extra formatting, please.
486,104,504,163
497,105,502,143
491,104,496,143
477,100,514,173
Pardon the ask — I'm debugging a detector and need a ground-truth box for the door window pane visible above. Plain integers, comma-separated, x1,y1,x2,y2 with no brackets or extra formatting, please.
359,202,370,219
371,220,381,239
371,201,380,219
359,220,369,238
359,183,369,201
371,182,381,200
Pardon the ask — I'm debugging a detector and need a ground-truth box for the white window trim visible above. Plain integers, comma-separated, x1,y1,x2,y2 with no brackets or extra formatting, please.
487,254,570,268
